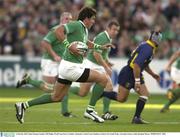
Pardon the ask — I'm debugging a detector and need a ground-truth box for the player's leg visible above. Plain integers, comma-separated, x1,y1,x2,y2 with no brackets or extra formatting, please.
16,59,58,92
16,73,49,90
131,84,149,124
78,83,92,96
101,75,118,120
160,87,180,113
161,68,180,112
15,81,70,124
82,69,108,123
101,66,131,102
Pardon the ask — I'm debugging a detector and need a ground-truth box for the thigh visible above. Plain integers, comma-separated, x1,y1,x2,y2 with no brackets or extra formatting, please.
86,69,106,83
136,84,149,97
105,75,113,91
52,82,71,101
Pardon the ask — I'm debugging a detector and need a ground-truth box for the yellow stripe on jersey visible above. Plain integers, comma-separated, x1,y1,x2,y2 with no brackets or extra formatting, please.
146,40,157,54
130,53,138,69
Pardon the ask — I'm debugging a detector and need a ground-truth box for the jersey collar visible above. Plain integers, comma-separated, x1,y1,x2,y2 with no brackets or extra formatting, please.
104,31,112,42
146,40,158,54
79,20,86,28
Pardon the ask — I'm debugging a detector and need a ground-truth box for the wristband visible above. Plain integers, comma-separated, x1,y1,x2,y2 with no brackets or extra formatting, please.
94,44,101,49
135,78,140,82
62,39,70,48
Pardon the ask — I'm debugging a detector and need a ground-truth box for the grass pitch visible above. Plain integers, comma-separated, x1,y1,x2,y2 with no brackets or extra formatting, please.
0,88,180,132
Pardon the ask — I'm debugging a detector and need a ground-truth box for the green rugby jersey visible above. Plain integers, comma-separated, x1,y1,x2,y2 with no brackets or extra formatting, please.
42,25,65,60
87,31,112,65
63,21,88,63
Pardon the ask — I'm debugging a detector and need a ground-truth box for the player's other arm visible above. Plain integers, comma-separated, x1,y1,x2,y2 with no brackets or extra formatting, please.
145,65,160,82
87,40,115,49
41,40,61,62
93,51,112,76
165,51,180,72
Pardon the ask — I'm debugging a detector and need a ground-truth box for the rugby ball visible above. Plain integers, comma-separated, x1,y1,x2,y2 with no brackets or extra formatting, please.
70,41,88,55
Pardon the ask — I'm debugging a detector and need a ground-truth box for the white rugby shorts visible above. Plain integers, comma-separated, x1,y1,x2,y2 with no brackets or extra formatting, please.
58,59,86,81
82,59,105,74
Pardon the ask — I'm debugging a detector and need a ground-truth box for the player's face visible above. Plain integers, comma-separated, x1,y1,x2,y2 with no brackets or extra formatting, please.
108,25,119,38
61,15,73,24
86,16,96,29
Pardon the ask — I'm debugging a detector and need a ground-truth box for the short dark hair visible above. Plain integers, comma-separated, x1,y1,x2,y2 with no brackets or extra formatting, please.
107,19,120,28
78,7,96,21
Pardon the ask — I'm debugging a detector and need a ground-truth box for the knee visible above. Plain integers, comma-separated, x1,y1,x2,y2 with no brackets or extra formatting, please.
78,92,87,97
117,95,128,103
100,75,108,86
51,94,63,102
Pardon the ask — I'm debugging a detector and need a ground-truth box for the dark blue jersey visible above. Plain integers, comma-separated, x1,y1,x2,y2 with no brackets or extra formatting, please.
118,40,157,90
127,40,157,72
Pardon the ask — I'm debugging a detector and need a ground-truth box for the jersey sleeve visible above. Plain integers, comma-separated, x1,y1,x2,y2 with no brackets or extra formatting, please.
63,21,80,34
93,35,106,54
134,46,151,69
43,31,56,45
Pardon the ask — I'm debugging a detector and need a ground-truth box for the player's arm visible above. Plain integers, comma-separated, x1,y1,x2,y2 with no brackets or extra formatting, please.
87,40,115,50
54,25,66,42
41,40,61,61
55,24,80,55
165,51,180,72
145,65,160,82
93,51,112,76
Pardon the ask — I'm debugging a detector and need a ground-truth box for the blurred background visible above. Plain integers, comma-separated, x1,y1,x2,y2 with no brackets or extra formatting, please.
0,0,179,58
0,0,179,92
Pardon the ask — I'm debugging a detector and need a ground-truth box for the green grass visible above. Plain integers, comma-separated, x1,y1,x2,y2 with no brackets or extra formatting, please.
0,88,180,132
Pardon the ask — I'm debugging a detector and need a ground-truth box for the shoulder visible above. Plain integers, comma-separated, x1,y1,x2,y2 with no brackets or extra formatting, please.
138,42,153,54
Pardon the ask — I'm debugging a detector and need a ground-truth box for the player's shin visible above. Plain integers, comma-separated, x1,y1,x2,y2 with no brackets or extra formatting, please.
134,96,148,118
26,93,53,108
88,83,104,109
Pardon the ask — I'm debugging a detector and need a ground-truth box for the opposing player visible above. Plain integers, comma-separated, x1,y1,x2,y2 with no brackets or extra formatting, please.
82,20,120,120
15,7,112,124
101,30,162,124
160,50,180,113
16,12,74,117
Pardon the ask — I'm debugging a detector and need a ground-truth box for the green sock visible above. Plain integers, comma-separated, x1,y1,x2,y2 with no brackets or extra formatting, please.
163,88,180,109
69,86,79,95
27,78,43,89
25,93,53,108
88,84,104,107
103,97,111,113
61,95,69,114
164,96,178,109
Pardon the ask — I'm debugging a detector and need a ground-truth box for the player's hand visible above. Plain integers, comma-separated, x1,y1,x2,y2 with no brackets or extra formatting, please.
102,43,116,50
69,43,82,56
134,78,141,92
53,55,61,62
152,74,161,82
